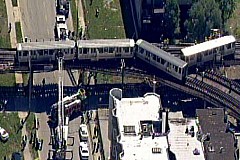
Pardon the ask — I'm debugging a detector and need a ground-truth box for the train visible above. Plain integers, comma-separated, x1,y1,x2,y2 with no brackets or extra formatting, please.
181,35,236,67
14,35,236,81
16,39,135,63
135,39,188,80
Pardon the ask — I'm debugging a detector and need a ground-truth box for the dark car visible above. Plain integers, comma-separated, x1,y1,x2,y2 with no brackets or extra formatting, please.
11,152,23,160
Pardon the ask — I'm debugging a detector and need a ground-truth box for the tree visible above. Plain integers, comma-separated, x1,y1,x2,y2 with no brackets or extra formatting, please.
164,0,180,41
185,0,221,41
215,0,236,29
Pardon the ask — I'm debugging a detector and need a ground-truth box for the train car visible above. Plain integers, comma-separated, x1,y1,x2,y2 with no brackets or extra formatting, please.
136,39,188,81
181,35,236,67
77,39,135,61
16,40,75,63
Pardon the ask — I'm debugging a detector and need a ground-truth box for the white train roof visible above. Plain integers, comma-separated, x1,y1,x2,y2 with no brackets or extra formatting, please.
17,40,75,51
136,39,187,68
77,39,135,48
181,35,236,57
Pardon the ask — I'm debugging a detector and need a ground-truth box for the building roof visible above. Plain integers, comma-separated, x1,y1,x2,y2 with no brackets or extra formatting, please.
181,36,236,57
136,39,187,68
196,108,236,160
77,39,135,48
17,40,75,51
168,112,205,160
115,93,169,160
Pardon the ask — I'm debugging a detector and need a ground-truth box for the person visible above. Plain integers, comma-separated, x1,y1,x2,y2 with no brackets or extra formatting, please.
95,7,99,17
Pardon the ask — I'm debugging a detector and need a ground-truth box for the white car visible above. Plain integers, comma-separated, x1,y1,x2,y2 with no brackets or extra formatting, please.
0,127,9,141
79,142,89,160
79,124,88,142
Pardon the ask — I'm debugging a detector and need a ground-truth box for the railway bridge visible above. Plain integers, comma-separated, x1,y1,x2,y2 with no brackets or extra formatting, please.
0,40,240,120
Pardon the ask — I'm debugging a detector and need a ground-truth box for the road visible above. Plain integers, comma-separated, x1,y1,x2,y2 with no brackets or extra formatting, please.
33,69,83,159
19,0,55,41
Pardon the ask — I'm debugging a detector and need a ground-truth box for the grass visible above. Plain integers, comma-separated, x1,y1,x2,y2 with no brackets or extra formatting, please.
0,112,22,158
83,0,126,39
70,0,78,35
25,113,38,159
11,0,18,7
0,0,11,48
15,22,23,43
0,73,16,86
84,72,143,84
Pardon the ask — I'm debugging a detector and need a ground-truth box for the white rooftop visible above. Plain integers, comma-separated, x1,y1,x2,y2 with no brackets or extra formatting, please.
115,93,169,160
168,112,205,160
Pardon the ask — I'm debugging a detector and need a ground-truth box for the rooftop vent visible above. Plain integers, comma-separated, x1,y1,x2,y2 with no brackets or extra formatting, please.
208,145,215,152
152,147,161,154
219,147,225,153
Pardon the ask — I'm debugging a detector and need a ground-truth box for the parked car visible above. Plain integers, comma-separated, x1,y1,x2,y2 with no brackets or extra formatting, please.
79,142,89,160
11,152,23,160
0,127,9,141
79,124,88,142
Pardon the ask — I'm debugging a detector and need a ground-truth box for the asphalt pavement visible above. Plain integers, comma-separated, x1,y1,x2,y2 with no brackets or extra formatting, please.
19,0,56,41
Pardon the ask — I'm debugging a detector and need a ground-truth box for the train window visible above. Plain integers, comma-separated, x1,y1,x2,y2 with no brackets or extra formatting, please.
92,48,97,53
124,47,129,53
190,55,194,61
104,47,108,53
139,48,144,54
44,50,48,55
227,43,231,49
232,42,235,48
174,65,178,72
71,48,74,54
98,48,103,53
157,57,160,62
179,68,182,73
79,48,82,54
18,52,22,56
32,51,36,56
204,51,208,56
208,50,211,55
153,54,156,60
146,51,150,57
48,50,53,55
108,47,114,53
220,46,224,51
39,50,43,56
160,58,165,65
83,48,87,54
23,51,28,56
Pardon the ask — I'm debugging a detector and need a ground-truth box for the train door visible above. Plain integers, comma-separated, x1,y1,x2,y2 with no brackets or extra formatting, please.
31,51,37,61
145,51,150,62
197,53,202,63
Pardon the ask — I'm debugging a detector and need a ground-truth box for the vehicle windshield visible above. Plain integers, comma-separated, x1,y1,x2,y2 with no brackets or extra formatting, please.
82,150,89,153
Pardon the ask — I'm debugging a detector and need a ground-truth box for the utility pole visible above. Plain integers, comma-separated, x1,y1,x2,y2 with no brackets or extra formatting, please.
57,56,64,149
153,75,156,93
121,59,125,89
26,51,32,121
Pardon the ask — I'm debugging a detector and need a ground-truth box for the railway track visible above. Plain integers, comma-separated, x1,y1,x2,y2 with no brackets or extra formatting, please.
82,67,240,119
204,70,240,95
185,76,240,116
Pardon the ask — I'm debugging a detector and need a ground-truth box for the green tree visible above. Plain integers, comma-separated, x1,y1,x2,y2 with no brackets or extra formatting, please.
185,0,221,41
215,0,236,29
164,0,180,41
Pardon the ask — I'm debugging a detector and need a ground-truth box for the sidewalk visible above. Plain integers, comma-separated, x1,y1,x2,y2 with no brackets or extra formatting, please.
5,0,19,48
18,112,32,160
77,0,86,35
